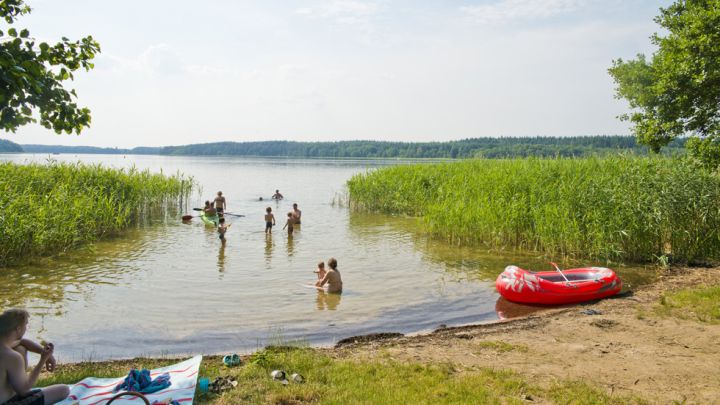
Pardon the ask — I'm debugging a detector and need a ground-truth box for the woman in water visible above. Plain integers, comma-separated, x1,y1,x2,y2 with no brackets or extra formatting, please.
316,257,342,293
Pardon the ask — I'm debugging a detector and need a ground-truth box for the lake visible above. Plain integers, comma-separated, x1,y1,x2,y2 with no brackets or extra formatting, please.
0,154,655,361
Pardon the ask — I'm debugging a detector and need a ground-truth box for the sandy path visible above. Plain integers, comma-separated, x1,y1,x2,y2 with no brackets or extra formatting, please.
331,267,720,404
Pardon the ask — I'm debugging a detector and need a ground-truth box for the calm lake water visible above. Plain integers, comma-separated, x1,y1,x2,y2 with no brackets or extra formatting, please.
0,154,656,361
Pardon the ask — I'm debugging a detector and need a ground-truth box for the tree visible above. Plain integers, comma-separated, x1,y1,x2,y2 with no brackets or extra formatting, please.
609,0,720,167
1,0,100,134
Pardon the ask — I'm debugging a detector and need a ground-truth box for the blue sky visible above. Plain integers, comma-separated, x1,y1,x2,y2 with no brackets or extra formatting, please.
6,0,672,147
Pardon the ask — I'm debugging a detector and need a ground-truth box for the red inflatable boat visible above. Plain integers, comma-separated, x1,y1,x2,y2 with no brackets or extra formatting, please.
496,264,622,305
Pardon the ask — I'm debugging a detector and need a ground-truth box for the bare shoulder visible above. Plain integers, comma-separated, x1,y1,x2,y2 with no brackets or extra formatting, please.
0,347,22,368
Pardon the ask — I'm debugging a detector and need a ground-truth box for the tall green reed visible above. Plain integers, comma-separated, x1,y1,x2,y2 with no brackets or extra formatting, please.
0,161,193,267
347,156,720,263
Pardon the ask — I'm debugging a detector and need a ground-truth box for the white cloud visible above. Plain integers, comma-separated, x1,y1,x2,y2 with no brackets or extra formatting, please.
461,0,585,25
97,44,238,78
97,44,183,75
297,0,381,20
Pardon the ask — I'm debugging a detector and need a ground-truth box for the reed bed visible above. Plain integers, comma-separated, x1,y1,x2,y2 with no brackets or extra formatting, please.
0,161,193,267
347,156,720,263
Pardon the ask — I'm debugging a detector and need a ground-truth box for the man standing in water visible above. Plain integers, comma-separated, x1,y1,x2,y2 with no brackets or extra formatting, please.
0,309,69,405
292,203,302,225
214,191,226,216
272,190,284,200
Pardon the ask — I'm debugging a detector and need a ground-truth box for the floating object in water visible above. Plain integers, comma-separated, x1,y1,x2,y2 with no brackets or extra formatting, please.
200,212,219,226
496,265,622,305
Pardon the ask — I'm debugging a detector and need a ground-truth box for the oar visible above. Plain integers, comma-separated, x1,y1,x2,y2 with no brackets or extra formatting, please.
193,207,244,217
549,261,570,283
223,212,245,218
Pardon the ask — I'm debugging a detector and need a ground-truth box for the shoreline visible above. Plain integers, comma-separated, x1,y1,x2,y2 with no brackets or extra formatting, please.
40,265,720,403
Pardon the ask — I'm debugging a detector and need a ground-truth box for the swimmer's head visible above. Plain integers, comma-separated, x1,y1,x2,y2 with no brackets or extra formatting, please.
266,207,272,213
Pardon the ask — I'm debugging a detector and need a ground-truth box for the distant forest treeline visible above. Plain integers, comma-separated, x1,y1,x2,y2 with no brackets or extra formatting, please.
8,136,688,158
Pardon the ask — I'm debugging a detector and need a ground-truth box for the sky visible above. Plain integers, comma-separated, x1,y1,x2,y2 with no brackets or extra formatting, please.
4,0,672,148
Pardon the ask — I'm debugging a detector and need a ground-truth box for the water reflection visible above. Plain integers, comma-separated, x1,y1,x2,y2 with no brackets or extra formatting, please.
0,229,158,314
264,234,274,265
346,210,659,289
495,297,546,320
315,290,342,310
0,154,661,360
286,234,295,257
217,245,226,273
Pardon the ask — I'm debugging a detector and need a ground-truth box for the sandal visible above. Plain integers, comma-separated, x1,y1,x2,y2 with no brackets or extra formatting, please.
209,376,238,393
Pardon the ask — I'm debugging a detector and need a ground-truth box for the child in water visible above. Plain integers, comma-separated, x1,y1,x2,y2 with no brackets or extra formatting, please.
314,261,326,281
218,217,228,244
282,212,294,235
264,207,276,234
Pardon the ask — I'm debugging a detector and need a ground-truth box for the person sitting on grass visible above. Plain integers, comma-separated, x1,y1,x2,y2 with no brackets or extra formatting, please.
0,308,69,405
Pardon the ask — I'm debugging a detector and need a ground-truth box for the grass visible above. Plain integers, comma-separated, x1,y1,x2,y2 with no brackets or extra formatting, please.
347,156,720,264
36,347,646,404
0,161,193,267
656,285,720,324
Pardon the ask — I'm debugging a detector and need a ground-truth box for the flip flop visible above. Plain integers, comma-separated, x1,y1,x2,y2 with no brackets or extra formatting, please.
209,376,238,393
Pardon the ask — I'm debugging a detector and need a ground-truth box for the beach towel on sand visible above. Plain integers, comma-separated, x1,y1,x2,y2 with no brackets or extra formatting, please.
57,355,201,405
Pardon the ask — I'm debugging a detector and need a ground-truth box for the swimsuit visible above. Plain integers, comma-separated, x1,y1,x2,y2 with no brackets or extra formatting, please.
2,389,44,405
266,221,273,230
